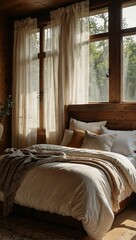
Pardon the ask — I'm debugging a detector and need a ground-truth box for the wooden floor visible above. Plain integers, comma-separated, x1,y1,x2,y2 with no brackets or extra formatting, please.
0,201,136,240
83,203,136,240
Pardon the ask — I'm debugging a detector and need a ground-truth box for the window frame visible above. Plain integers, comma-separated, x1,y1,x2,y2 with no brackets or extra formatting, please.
37,0,136,110
89,7,109,103
89,2,121,103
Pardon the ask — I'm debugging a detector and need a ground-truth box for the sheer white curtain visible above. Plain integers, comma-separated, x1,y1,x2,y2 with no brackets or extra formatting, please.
44,1,89,144
12,18,39,148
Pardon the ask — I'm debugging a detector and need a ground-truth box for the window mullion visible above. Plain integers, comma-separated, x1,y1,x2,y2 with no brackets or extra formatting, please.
39,27,44,130
109,1,121,102
37,27,46,143
90,32,108,42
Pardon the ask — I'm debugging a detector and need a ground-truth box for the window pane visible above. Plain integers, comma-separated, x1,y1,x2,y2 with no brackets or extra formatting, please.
89,40,109,102
44,27,59,131
44,27,59,52
31,31,40,127
122,4,136,29
90,9,108,34
31,31,40,93
44,28,51,52
122,35,136,102
32,31,40,54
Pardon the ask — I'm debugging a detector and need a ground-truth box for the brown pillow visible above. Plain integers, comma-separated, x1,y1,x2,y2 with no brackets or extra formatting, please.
66,129,85,148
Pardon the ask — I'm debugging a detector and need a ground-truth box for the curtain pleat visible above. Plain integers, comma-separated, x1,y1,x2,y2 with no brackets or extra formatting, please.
12,18,39,148
44,1,89,144
12,1,89,147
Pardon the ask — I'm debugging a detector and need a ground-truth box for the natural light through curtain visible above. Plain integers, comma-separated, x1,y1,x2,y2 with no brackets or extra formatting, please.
12,18,39,148
44,1,89,144
122,3,136,101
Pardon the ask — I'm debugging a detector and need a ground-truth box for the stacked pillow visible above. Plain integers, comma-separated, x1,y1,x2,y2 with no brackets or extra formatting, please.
81,130,117,152
60,118,136,156
61,118,109,149
66,129,85,148
60,129,73,146
100,126,136,156
69,118,107,134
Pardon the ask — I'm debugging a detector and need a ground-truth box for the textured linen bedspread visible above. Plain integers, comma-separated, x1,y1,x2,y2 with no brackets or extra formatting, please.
0,144,136,240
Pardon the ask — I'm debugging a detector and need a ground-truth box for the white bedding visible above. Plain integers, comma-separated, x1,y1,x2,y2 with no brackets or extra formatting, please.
0,144,136,240
128,155,136,168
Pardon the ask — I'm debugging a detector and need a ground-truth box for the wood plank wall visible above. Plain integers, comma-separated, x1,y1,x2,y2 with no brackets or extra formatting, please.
0,16,13,154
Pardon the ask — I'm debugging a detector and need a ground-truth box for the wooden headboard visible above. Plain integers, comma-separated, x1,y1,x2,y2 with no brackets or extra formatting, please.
66,103,136,130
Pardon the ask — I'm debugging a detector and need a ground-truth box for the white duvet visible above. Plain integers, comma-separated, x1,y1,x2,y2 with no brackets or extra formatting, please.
0,144,136,240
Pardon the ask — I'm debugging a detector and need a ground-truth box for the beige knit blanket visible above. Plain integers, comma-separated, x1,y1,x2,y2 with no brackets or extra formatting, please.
0,148,62,216
0,147,132,216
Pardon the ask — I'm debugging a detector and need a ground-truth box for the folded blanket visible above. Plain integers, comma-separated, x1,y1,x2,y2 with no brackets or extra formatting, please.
0,148,63,216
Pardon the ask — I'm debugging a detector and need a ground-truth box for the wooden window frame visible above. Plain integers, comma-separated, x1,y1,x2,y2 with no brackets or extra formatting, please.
37,0,136,106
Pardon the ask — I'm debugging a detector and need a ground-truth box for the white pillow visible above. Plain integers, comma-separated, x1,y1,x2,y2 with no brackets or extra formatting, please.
69,118,107,134
101,126,136,156
60,129,73,146
81,131,117,152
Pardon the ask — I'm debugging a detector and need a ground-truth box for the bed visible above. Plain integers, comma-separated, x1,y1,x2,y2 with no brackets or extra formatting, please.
0,103,136,240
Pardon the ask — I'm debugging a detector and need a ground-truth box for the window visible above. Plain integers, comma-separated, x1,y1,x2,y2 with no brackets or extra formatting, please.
89,8,109,102
122,3,136,29
43,27,58,131
28,30,40,130
37,0,136,104
122,2,136,102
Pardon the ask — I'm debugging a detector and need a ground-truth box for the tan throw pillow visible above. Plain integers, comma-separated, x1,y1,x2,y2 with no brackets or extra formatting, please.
69,118,107,134
81,131,117,152
66,129,85,148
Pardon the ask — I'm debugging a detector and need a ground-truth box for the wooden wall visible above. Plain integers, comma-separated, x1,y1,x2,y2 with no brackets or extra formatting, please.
0,16,13,154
